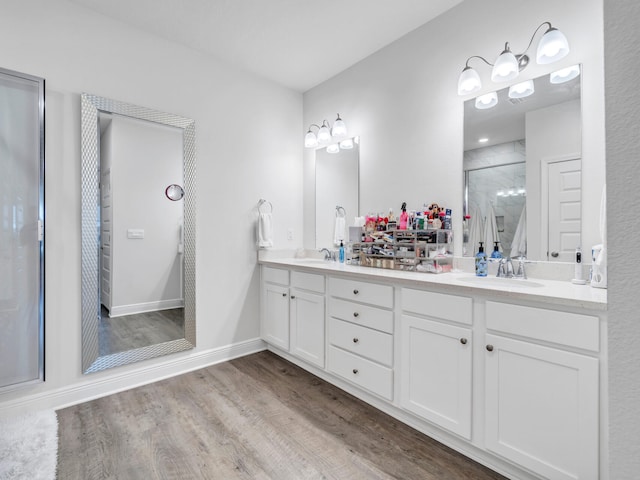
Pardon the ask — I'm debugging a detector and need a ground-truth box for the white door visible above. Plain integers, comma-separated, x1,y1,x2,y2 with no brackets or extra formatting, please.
400,315,472,439
290,289,325,368
261,283,290,351
485,334,599,480
547,159,582,262
100,167,112,311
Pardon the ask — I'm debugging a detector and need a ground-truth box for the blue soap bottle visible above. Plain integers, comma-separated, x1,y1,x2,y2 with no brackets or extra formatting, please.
339,240,345,263
475,242,488,277
490,241,502,259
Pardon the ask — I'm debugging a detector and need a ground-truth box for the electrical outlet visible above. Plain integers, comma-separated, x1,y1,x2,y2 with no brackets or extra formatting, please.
287,228,294,241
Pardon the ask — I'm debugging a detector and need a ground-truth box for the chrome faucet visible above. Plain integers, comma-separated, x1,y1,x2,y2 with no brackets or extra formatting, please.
513,256,528,279
496,257,514,278
319,248,332,261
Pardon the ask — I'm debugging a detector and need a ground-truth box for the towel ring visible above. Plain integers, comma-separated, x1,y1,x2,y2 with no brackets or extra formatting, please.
335,206,346,218
258,199,273,214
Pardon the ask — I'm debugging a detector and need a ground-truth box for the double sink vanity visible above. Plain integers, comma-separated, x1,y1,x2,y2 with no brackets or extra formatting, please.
259,253,606,480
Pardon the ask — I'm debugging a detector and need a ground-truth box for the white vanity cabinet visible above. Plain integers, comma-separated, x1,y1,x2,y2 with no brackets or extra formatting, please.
483,301,600,480
400,288,473,439
326,277,394,400
289,271,326,368
261,266,290,351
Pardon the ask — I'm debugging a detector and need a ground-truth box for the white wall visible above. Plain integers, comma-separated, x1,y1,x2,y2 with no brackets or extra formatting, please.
303,0,605,259
0,0,302,412
604,1,640,477
526,99,582,259
109,115,183,315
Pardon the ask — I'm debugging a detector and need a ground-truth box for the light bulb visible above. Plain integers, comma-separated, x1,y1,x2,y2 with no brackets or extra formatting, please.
304,130,318,148
536,27,570,64
550,64,580,84
458,66,481,96
317,123,331,143
326,144,340,154
508,79,535,99
339,138,354,149
492,48,519,82
475,92,498,110
331,114,347,137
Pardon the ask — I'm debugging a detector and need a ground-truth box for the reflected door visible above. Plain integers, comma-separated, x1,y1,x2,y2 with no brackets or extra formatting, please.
0,68,44,389
547,159,582,262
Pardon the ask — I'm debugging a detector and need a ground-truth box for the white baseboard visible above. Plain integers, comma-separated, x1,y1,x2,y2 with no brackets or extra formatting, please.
0,338,266,418
108,298,184,317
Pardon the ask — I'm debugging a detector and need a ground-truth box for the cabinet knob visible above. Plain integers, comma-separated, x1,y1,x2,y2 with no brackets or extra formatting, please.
486,344,494,352
353,289,359,295
460,338,468,345
352,368,359,375
290,295,295,299
282,293,287,297
353,337,359,343
551,251,559,258
353,312,359,317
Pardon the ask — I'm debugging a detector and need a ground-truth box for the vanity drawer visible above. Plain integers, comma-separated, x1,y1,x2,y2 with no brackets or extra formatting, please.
328,297,393,334
291,270,325,294
328,318,393,367
329,277,393,308
262,266,289,286
486,301,599,352
401,288,472,326
327,345,393,400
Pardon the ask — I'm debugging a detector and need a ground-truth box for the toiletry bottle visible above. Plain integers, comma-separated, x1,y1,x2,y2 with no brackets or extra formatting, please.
475,242,488,277
491,241,502,259
572,246,586,284
339,240,345,263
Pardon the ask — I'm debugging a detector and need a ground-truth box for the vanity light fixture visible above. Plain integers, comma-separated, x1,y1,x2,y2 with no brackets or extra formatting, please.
339,137,354,149
457,21,570,96
549,64,581,84
304,113,348,149
508,79,535,99
326,143,340,154
478,137,489,143
475,92,498,110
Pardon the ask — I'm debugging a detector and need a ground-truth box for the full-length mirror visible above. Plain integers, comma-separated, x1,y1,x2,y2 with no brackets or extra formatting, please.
464,68,581,261
315,137,359,248
81,94,196,374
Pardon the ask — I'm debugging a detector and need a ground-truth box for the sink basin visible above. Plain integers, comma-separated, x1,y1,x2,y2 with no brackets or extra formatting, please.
290,258,330,264
456,276,544,289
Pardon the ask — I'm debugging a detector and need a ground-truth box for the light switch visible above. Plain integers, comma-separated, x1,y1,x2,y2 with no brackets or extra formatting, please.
127,229,145,239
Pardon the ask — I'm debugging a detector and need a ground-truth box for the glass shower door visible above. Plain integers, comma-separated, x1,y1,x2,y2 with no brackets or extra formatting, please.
0,67,45,390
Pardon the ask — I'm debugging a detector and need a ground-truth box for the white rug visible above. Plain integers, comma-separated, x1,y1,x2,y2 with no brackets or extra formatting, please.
0,410,58,480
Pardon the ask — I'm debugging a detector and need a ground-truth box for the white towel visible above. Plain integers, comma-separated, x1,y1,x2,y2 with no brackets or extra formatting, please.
258,212,273,248
484,204,501,252
510,206,527,258
334,216,346,246
466,207,482,256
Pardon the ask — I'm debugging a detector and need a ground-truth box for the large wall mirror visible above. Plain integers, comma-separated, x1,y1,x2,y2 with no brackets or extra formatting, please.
463,67,582,262
315,137,359,248
81,94,196,374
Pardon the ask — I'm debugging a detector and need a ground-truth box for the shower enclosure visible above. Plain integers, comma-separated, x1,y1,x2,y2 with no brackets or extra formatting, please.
0,67,45,390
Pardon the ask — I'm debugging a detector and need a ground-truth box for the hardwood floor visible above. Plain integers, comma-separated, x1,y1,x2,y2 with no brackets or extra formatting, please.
57,351,507,480
98,306,184,356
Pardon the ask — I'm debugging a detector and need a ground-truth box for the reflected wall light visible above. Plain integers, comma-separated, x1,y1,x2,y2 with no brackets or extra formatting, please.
457,22,570,96
508,79,535,99
550,64,581,84
304,113,349,152
475,92,498,110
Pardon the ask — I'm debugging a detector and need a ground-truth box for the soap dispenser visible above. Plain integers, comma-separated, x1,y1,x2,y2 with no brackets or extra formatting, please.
339,240,345,263
475,241,488,277
491,241,502,259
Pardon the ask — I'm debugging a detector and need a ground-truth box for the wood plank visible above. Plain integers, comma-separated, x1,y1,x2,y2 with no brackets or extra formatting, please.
57,351,507,479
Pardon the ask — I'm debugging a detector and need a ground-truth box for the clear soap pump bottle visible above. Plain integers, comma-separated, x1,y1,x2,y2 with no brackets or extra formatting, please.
339,240,345,263
491,241,502,259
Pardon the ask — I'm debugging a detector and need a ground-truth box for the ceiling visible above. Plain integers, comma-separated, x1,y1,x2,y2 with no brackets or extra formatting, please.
70,0,463,92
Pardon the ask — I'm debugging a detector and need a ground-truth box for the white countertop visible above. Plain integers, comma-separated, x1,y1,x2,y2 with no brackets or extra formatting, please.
259,255,607,312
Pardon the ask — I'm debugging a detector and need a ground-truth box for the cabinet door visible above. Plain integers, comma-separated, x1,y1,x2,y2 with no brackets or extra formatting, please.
484,334,599,480
400,315,472,439
290,289,325,368
261,283,289,351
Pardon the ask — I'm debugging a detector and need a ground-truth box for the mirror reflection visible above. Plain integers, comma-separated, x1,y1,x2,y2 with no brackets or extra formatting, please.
315,137,359,249
81,94,196,374
464,68,581,261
